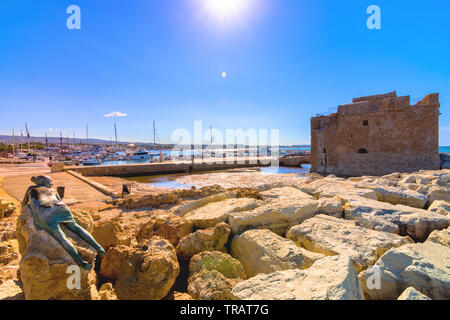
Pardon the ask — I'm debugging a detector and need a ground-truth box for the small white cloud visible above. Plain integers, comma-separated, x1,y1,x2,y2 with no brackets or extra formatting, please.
104,111,128,118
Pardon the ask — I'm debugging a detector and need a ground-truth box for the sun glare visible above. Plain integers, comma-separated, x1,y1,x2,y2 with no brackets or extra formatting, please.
204,0,248,20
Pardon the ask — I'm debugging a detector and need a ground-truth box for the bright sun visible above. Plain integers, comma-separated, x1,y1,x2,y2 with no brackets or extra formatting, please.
205,0,247,19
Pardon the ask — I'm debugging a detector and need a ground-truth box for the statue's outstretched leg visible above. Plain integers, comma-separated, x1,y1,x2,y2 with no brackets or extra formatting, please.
63,222,106,256
45,223,92,270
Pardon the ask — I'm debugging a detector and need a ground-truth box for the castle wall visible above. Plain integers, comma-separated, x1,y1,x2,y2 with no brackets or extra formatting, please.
311,93,441,177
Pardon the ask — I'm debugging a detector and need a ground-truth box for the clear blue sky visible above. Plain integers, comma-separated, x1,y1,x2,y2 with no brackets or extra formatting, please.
1,0,449,145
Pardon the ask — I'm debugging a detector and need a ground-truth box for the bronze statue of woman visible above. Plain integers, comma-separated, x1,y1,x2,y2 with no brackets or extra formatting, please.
22,176,105,270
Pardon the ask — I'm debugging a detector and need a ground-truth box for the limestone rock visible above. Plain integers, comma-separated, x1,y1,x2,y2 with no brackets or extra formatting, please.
174,191,238,216
359,242,450,300
399,175,420,185
183,198,263,229
189,251,246,279
165,291,194,300
260,187,315,201
228,199,318,235
99,245,129,279
0,240,19,265
344,197,450,241
50,162,65,173
371,186,427,209
114,237,180,300
71,209,94,233
397,287,431,300
137,211,193,246
425,226,450,248
188,251,246,300
231,229,324,277
0,200,15,219
416,185,431,196
176,222,230,260
17,207,99,300
188,269,241,300
0,280,24,300
381,172,404,182
0,218,17,242
317,197,343,218
98,283,118,300
92,216,134,250
94,209,192,250
301,179,377,202
286,215,412,272
428,200,450,215
232,255,363,300
427,186,450,206
299,178,342,195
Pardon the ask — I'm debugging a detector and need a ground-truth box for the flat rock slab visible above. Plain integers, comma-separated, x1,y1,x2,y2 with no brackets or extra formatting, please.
232,255,363,300
301,179,377,202
184,198,264,229
371,186,427,209
286,215,412,272
359,242,450,300
344,197,450,241
174,191,238,216
231,229,324,277
260,187,316,201
228,199,318,235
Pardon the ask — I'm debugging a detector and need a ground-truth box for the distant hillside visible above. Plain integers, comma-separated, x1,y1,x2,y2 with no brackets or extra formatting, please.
0,135,310,149
0,135,139,146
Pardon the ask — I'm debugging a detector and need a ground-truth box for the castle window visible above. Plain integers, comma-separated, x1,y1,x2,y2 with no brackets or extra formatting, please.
363,120,369,126
357,148,368,154
323,149,327,154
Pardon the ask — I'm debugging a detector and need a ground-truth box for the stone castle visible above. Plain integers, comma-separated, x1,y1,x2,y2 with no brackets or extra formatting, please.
310,91,441,176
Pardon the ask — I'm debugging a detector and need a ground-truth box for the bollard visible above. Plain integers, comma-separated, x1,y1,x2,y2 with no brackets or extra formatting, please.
122,184,131,197
57,186,65,199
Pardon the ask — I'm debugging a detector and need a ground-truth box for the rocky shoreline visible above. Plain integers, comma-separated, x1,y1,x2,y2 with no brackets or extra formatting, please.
1,169,449,300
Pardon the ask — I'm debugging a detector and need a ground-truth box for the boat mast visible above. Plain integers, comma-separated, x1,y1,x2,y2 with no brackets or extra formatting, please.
25,123,30,152
20,130,23,152
210,125,213,145
153,120,156,151
114,123,118,150
12,129,15,167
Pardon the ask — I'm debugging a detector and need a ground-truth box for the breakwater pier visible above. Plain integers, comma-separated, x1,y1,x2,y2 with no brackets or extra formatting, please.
64,156,283,177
